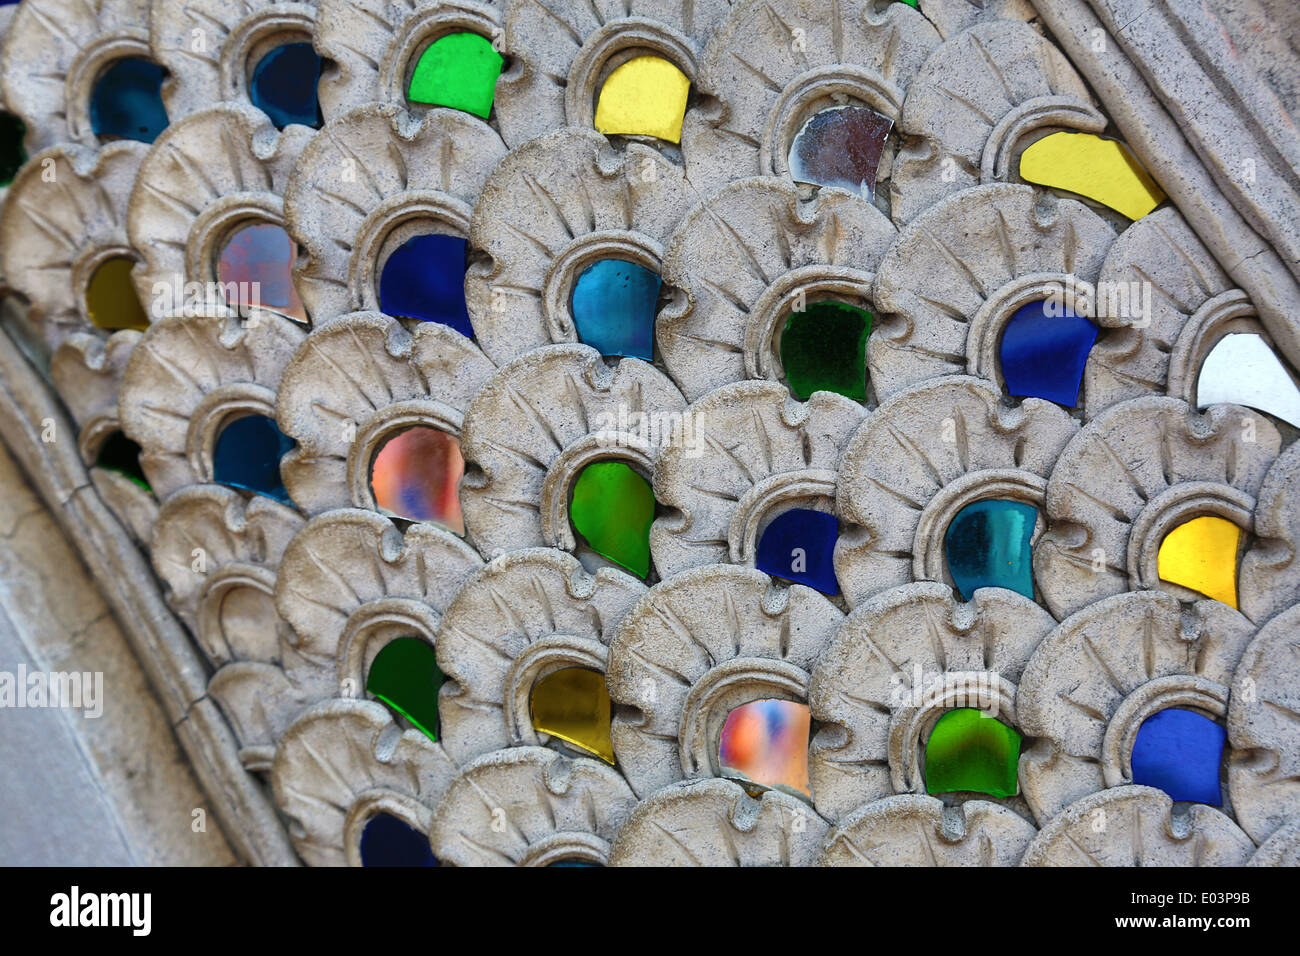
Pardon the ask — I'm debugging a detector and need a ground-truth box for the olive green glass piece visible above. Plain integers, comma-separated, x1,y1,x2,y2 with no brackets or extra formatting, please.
530,667,615,764
86,257,149,331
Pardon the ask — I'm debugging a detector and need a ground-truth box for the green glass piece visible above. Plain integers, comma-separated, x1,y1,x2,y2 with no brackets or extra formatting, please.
95,431,151,492
570,461,655,578
0,112,26,188
779,301,872,400
407,32,504,119
366,637,445,742
925,707,1022,798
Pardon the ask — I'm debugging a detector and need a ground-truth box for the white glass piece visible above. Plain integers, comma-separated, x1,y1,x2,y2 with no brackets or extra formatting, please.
1197,332,1300,428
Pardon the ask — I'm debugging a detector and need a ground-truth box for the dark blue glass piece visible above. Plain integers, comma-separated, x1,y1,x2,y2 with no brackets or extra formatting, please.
378,234,473,337
89,58,169,144
570,259,661,361
359,813,438,867
249,43,324,130
1130,708,1226,806
945,499,1036,601
999,300,1099,407
755,508,840,596
212,414,294,503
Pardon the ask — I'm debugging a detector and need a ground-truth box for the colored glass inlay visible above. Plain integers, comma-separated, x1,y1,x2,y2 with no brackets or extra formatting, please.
999,299,1098,407
407,32,504,119
925,707,1022,798
1157,515,1241,608
945,499,1036,601
755,508,840,596
719,698,811,797
529,667,615,764
249,43,323,130
86,257,149,331
570,259,661,361
212,414,293,503
369,426,465,534
1197,332,1300,428
89,58,168,144
788,105,893,200
217,223,307,322
780,301,872,401
594,55,690,144
1018,131,1166,221
95,432,150,492
367,637,444,742
0,112,25,188
360,813,438,867
1130,708,1226,806
569,461,654,578
378,234,473,337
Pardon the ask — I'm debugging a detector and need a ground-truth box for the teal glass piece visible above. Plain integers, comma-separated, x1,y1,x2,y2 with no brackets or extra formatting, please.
89,58,168,144
570,259,661,361
925,707,1022,798
944,499,1036,601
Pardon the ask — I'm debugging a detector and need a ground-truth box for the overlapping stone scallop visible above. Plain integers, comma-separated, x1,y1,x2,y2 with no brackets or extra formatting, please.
868,184,1115,402
275,311,494,517
1034,397,1280,621
465,127,693,366
1239,441,1300,624
808,582,1053,822
271,698,457,867
1016,591,1255,822
834,376,1077,608
1020,786,1255,867
458,344,685,560
282,104,506,324
681,0,940,199
891,20,1103,225
605,564,842,798
819,794,1038,866
650,380,865,581
913,0,1037,39
431,746,639,866
658,177,896,401
435,548,644,765
1228,603,1300,845
609,777,829,866
1249,817,1300,867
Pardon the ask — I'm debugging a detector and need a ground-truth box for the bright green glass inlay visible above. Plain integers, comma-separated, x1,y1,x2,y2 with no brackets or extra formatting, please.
366,637,445,741
925,707,1022,798
407,32,504,119
779,301,872,401
570,461,655,578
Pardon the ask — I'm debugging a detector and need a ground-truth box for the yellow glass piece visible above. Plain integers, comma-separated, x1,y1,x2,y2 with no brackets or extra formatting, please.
529,667,615,764
86,256,149,331
594,55,690,144
1157,515,1242,608
1018,132,1166,221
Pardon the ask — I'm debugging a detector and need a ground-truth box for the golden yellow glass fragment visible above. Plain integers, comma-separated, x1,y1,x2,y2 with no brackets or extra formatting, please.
1157,515,1242,608
594,55,690,144
86,257,149,331
1018,132,1166,220
529,667,615,764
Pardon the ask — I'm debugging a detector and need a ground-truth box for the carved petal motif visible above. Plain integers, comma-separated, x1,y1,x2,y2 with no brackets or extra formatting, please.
1238,438,1300,624
465,127,693,366
430,746,638,866
914,0,1037,40
651,381,864,579
808,582,1054,822
609,778,829,866
1016,592,1255,822
658,177,896,401
435,548,644,765
271,699,457,867
1020,786,1255,867
1249,817,1300,867
606,564,843,798
820,794,1038,866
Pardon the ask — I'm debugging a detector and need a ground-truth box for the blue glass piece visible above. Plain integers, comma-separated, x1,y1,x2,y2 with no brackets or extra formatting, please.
213,414,294,503
378,234,473,337
570,259,661,361
1130,708,1226,806
359,813,438,867
89,58,169,144
944,499,1036,601
999,300,1099,407
755,508,840,596
249,43,324,130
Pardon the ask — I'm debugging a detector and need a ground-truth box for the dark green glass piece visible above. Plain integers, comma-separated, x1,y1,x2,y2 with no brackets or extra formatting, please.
366,637,445,742
779,301,872,401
